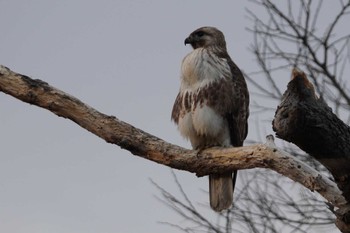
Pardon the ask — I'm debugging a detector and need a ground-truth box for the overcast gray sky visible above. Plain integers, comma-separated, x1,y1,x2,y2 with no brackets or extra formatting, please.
0,1,344,233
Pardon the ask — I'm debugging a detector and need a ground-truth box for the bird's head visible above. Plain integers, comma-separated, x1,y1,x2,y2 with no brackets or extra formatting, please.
184,27,227,50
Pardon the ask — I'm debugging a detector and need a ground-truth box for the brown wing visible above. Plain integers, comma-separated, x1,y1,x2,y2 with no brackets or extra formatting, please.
226,59,249,147
199,57,249,147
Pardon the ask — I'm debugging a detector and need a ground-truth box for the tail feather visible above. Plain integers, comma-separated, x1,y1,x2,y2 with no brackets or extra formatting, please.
209,171,236,212
232,170,237,194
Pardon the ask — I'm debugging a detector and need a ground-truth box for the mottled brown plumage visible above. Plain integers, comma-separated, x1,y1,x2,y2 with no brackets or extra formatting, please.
172,27,249,211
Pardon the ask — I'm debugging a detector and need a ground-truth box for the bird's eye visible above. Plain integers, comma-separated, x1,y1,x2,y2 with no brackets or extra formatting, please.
197,31,204,37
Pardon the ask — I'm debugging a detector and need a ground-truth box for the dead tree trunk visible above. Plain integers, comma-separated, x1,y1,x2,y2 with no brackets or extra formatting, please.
273,69,350,233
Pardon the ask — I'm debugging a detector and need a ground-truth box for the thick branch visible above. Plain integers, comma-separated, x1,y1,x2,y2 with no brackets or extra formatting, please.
0,65,346,211
273,69,350,198
273,68,350,232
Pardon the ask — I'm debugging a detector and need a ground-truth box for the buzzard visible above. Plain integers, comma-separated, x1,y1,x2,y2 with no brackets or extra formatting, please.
171,27,249,212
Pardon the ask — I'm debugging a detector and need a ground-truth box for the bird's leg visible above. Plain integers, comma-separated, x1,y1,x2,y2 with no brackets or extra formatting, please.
195,148,204,158
194,145,215,158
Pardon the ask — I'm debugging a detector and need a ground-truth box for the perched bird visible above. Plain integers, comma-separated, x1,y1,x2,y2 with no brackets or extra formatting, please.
171,27,249,212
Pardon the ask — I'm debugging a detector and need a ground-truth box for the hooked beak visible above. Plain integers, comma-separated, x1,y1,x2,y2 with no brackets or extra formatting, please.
184,36,191,45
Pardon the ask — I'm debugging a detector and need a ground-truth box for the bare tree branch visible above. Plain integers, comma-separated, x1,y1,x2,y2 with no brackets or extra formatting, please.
155,168,336,233
247,0,350,113
0,64,345,210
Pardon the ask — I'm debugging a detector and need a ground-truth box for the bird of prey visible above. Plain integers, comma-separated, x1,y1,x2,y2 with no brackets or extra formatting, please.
171,27,249,212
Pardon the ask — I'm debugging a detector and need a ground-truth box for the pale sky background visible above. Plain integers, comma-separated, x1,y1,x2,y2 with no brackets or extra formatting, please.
0,1,347,233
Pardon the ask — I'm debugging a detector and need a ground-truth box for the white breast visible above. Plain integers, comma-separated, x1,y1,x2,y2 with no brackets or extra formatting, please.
177,48,231,148
178,105,231,148
180,48,231,92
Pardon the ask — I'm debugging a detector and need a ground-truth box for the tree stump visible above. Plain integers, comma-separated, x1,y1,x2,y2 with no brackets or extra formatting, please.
273,69,350,232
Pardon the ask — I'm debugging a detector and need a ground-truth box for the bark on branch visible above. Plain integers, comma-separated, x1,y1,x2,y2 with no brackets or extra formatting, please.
0,65,347,230
273,69,350,233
